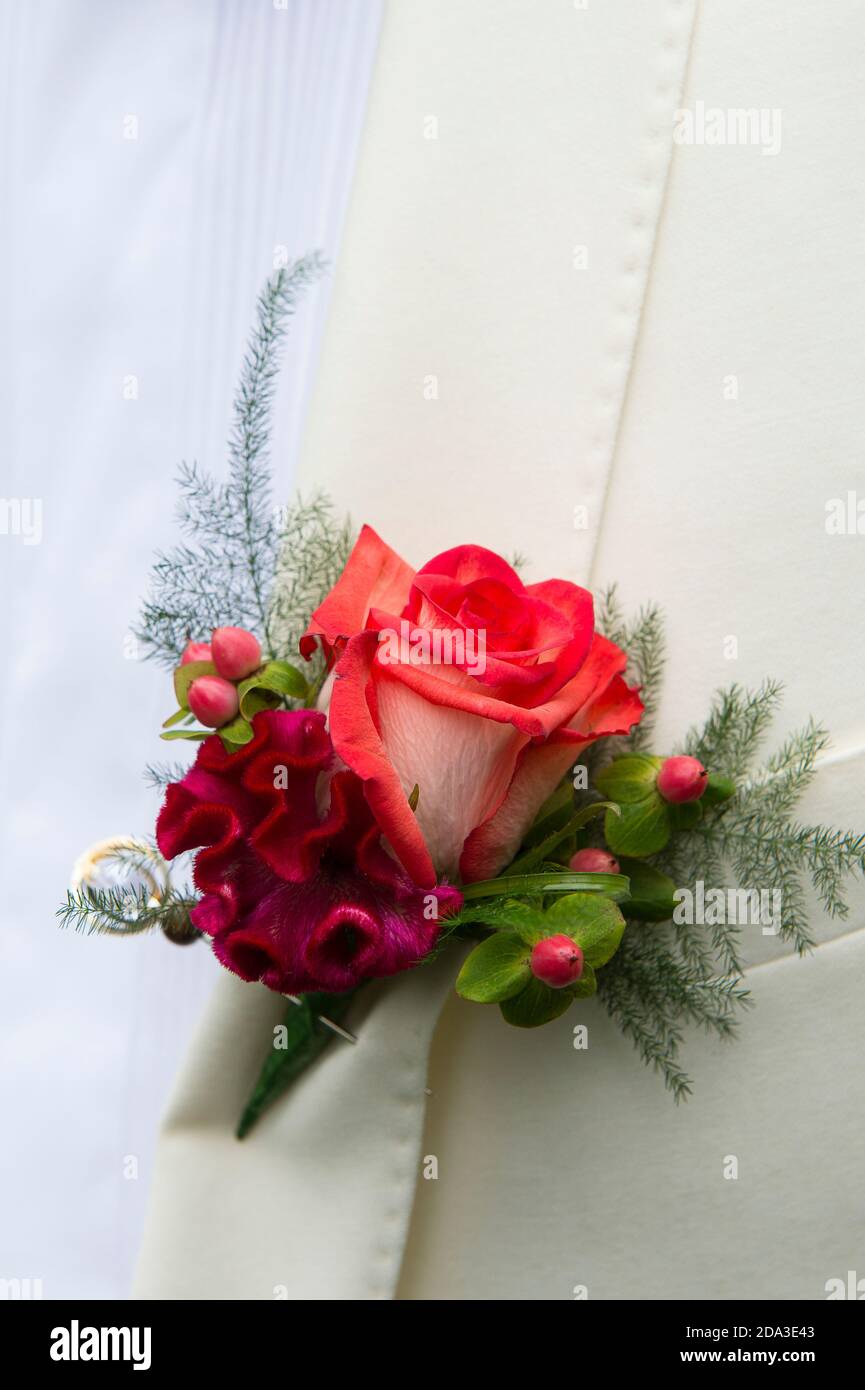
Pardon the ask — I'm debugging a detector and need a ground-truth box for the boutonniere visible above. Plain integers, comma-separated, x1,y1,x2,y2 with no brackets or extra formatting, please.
60,264,865,1136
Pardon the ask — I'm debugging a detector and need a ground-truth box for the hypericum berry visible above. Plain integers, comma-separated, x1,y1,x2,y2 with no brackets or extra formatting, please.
187,675,240,728
569,847,620,874
211,626,262,681
180,640,212,665
656,755,708,804
530,934,585,989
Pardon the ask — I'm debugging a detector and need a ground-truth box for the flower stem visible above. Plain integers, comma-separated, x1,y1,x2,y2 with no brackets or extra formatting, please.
461,870,630,902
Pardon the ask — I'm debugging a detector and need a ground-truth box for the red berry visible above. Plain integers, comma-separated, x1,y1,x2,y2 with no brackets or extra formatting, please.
187,675,240,728
656,755,708,804
530,934,585,989
211,626,262,681
180,640,212,665
569,847,620,874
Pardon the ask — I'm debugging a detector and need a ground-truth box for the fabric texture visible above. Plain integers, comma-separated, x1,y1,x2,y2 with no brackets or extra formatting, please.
135,0,865,1299
0,0,381,1300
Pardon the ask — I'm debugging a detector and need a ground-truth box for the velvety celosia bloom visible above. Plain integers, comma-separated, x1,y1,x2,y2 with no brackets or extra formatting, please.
156,709,462,994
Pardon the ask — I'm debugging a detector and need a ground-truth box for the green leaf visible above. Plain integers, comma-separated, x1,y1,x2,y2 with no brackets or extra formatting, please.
408,784,420,812
570,961,598,998
160,728,209,742
595,754,662,804
667,800,703,830
238,686,280,721
618,857,678,921
604,793,671,857
461,870,631,903
237,683,277,721
508,801,621,875
217,715,255,750
462,896,626,969
500,977,575,1028
173,659,217,709
703,772,736,806
544,894,625,966
455,933,532,1003
237,660,308,718
161,706,189,729
460,898,548,942
261,659,309,698
237,990,355,1139
448,897,545,937
522,782,576,847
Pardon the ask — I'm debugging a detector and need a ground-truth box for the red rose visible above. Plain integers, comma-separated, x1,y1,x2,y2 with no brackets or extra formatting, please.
302,527,643,886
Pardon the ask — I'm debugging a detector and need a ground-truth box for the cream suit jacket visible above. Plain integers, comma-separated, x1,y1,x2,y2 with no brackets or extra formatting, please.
135,0,865,1300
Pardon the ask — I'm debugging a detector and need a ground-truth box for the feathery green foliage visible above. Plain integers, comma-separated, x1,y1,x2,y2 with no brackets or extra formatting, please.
57,838,196,939
596,583,666,751
143,760,189,792
57,884,196,938
683,679,783,781
267,494,354,692
589,607,864,1097
134,257,353,669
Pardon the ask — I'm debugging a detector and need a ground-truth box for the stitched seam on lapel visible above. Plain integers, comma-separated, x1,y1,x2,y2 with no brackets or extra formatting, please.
807,743,865,774
366,955,459,1299
586,0,699,589
743,918,865,975
367,1068,422,1299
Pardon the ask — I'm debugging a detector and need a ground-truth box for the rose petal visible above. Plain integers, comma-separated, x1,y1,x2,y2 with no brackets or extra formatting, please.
328,632,438,886
459,638,645,881
373,664,526,879
301,524,415,660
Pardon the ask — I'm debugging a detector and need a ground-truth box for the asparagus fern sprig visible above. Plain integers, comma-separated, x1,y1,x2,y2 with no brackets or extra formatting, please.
586,602,864,1097
134,257,352,670
57,884,196,938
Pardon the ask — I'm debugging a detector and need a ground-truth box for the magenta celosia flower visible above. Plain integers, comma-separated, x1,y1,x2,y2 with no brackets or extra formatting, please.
156,709,462,994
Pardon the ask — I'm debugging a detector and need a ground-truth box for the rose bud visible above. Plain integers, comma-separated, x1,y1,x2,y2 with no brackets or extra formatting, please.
569,847,620,874
211,626,262,680
656,754,708,804
180,640,212,665
530,934,585,989
187,675,240,728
